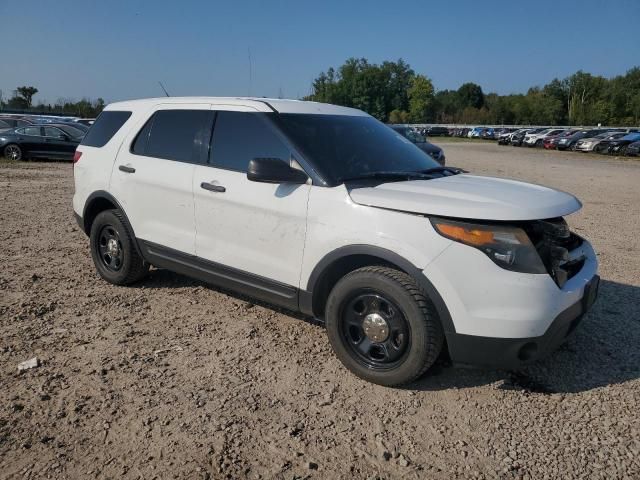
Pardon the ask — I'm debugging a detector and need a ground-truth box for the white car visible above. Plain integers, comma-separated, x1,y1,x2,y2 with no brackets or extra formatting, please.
73,98,599,386
523,128,566,147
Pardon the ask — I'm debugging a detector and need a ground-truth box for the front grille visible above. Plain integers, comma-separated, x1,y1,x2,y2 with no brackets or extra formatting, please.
524,218,584,287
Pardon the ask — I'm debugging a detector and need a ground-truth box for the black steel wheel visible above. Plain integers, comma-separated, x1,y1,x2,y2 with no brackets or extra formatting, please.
325,266,444,386
97,224,124,271
89,209,149,285
341,292,411,369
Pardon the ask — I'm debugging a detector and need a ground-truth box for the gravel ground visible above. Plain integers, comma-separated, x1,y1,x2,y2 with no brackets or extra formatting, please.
1,143,639,479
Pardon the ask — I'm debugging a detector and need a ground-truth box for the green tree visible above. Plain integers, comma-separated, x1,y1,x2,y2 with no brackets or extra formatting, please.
457,82,484,109
407,75,434,123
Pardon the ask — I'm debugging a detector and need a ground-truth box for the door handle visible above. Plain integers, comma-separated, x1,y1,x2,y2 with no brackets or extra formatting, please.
200,182,226,193
119,165,136,173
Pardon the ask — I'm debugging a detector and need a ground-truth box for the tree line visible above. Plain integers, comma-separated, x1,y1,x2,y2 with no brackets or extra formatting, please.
0,86,105,118
305,58,640,126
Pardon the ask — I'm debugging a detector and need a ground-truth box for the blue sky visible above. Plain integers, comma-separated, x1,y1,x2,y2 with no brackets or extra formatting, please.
1,0,638,104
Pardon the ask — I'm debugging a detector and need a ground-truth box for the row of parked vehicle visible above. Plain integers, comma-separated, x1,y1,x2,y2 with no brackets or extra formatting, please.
0,114,94,161
420,125,640,156
496,127,640,156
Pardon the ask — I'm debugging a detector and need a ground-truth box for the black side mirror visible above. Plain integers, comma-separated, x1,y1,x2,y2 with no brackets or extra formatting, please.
247,157,308,184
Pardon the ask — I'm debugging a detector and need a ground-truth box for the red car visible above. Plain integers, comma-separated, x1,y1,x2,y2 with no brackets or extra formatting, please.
544,130,580,150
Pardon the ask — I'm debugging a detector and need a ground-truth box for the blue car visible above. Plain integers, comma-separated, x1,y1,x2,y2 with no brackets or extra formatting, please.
607,132,640,155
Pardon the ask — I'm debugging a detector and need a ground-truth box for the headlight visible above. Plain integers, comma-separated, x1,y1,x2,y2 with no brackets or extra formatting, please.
430,217,547,274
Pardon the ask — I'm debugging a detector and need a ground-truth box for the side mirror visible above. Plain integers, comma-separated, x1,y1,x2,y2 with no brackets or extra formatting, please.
58,134,69,141
247,157,308,184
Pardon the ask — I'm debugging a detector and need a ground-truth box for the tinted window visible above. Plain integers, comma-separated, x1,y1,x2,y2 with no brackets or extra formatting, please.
56,124,85,137
81,111,131,147
22,126,42,136
44,127,65,138
274,114,440,185
138,110,213,163
210,112,290,172
131,117,154,155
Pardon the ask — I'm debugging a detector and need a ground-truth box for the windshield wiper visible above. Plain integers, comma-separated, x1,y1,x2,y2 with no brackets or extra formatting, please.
338,167,466,184
337,171,433,183
419,166,467,175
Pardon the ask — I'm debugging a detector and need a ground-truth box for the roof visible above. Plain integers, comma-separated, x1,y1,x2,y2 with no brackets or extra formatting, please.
105,97,368,116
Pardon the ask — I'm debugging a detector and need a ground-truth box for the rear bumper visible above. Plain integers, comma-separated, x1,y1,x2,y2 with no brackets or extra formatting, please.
446,275,599,369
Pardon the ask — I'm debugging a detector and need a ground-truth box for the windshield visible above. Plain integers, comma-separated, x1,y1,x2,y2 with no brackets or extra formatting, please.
274,114,440,185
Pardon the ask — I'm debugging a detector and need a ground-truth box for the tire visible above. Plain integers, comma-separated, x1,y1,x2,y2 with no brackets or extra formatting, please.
325,266,444,387
89,209,149,285
3,144,22,161
535,139,543,148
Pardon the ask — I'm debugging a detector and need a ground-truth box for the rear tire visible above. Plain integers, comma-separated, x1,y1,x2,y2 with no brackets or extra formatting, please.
325,266,444,387
3,144,22,161
89,209,149,285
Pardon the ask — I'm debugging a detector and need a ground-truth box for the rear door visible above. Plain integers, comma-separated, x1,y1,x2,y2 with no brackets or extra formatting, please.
192,108,310,290
109,104,213,255
16,126,44,156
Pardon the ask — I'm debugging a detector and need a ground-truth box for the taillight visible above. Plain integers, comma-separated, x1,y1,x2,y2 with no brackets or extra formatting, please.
73,151,82,164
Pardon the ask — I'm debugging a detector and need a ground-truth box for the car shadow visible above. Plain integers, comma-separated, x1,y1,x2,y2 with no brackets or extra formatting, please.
139,267,324,328
140,270,639,394
411,279,640,394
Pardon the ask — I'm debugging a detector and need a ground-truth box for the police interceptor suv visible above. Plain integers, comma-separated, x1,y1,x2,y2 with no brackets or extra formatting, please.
73,98,599,386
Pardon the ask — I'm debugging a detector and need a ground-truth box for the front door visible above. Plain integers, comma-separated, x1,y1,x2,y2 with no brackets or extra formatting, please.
42,126,77,159
193,109,310,289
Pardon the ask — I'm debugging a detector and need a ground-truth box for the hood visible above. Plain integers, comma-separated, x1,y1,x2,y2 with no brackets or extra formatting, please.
348,174,582,221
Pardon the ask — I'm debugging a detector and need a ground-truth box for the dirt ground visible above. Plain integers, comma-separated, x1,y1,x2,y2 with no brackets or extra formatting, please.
1,142,639,479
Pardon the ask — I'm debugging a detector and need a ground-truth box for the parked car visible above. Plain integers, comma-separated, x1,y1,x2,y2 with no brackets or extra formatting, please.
467,127,484,138
625,140,640,156
73,97,598,386
498,128,524,145
557,129,607,150
511,128,545,146
425,126,449,137
605,132,640,155
0,117,35,129
575,131,626,153
523,129,566,148
0,125,82,161
390,125,445,165
543,130,580,150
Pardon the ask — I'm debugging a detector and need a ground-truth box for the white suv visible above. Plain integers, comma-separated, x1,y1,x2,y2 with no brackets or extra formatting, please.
73,98,599,386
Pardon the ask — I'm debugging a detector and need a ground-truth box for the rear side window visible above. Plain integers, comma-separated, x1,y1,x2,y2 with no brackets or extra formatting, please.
210,112,290,172
132,110,213,163
81,111,131,147
21,126,42,136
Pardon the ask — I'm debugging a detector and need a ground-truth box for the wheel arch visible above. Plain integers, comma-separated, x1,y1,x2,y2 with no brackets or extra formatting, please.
81,191,142,256
303,245,455,334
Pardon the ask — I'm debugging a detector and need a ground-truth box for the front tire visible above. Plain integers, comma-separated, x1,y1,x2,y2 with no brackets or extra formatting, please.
325,266,443,386
89,209,149,285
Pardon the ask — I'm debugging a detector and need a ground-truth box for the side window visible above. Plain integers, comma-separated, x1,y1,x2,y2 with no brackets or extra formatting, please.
210,112,290,172
131,117,153,155
137,110,213,163
44,127,64,138
23,126,42,136
81,111,132,147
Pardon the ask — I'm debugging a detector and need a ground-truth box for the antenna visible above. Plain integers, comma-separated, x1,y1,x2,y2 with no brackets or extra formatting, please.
248,47,253,97
158,81,170,97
